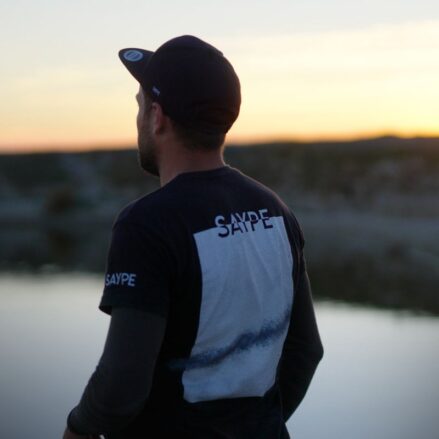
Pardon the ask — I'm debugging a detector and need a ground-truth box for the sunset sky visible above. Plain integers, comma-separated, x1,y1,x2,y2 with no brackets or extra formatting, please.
1,0,439,152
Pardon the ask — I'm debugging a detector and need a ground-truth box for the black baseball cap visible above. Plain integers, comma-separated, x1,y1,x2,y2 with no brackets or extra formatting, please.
119,35,241,134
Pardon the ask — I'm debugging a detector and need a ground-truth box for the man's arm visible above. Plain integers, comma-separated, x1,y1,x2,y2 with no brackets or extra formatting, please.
278,268,324,421
65,307,166,436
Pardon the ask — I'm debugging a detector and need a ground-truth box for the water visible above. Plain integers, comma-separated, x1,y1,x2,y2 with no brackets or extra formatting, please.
0,274,438,439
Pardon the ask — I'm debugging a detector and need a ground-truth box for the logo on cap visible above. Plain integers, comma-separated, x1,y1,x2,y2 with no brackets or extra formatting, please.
123,50,144,62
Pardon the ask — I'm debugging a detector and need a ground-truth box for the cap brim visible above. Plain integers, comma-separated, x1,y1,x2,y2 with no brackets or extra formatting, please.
119,48,154,85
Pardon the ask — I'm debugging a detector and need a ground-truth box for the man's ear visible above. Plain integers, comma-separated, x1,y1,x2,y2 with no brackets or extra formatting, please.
150,103,167,135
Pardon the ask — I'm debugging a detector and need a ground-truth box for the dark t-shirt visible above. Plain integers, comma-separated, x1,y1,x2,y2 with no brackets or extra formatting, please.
99,164,307,438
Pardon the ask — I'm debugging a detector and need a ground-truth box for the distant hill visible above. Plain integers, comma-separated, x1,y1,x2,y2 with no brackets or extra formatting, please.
1,135,438,191
1,136,438,314
1,135,438,221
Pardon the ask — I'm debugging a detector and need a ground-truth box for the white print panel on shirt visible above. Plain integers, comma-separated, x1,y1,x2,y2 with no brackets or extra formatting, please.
180,213,294,403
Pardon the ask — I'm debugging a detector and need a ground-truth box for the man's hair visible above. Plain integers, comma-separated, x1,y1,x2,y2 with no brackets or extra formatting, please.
142,88,225,151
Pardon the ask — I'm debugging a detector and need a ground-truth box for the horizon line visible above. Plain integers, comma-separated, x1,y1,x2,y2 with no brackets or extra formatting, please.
1,132,439,155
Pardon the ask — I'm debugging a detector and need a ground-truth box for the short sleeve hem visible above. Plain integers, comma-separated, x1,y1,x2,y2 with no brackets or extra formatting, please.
99,287,169,318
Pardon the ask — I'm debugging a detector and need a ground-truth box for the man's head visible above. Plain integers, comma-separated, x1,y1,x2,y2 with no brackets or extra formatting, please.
119,35,241,175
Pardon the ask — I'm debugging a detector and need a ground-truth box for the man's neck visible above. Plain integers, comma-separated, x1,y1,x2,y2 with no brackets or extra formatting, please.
159,152,226,187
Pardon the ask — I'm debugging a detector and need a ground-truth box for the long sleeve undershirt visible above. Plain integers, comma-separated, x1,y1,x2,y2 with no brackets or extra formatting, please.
278,270,324,420
67,308,166,436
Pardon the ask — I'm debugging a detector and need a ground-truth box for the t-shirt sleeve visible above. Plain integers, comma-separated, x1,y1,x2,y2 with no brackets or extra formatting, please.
99,220,173,318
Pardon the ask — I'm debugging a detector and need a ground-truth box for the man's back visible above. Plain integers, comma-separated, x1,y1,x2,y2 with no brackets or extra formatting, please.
64,36,323,439
99,165,321,438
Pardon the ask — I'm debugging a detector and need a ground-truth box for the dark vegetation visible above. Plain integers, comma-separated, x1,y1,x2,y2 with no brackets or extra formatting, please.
1,136,438,314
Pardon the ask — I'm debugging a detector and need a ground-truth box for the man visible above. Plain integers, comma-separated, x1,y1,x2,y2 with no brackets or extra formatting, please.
64,35,323,439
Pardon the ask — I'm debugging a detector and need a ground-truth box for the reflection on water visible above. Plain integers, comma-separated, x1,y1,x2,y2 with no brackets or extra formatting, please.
0,274,438,439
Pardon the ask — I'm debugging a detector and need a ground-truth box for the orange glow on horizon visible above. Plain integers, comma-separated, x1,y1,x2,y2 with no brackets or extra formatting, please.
1,129,439,155
1,21,439,153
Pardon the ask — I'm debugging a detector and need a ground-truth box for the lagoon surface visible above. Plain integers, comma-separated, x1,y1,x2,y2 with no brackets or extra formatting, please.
0,274,438,439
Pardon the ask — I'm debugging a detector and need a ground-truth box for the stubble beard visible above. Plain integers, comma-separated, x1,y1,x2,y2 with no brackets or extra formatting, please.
137,128,160,177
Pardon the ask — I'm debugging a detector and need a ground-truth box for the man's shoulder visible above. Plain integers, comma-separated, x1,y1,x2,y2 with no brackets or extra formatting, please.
235,169,292,213
112,188,173,228
235,170,304,241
